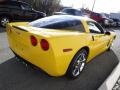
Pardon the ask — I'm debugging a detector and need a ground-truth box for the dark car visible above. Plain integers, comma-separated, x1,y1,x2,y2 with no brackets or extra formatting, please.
0,0,46,27
110,18,120,27
54,8,83,16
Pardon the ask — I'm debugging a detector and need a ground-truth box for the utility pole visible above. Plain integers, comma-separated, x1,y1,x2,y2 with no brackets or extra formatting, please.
92,0,96,11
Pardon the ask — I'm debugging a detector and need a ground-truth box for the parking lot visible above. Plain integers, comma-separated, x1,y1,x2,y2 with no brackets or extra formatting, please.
0,27,120,90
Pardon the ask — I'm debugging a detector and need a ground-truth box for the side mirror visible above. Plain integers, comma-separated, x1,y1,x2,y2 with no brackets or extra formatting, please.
105,31,111,35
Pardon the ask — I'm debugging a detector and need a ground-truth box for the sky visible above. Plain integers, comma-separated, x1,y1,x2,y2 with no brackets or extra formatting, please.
61,0,120,13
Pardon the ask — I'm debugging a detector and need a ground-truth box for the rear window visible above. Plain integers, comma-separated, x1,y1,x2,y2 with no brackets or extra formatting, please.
29,15,85,32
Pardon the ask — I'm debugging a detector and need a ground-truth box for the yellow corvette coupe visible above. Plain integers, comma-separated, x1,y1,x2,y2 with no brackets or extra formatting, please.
6,15,116,78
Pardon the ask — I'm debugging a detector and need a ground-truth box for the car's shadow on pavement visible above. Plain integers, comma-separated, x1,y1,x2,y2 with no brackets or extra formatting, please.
0,50,119,90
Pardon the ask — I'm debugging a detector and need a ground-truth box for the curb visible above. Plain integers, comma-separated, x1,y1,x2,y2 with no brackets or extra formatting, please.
98,62,120,90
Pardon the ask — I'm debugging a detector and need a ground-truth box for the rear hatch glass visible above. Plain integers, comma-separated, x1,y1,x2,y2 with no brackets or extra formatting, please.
29,15,85,32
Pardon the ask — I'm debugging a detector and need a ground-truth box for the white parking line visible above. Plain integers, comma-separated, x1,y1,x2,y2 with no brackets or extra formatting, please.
98,62,120,90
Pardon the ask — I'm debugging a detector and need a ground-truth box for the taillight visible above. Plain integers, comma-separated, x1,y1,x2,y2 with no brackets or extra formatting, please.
30,35,37,46
40,39,49,51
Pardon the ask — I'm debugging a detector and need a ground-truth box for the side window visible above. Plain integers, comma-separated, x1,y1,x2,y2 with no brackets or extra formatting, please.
87,22,104,34
64,20,85,32
21,3,32,11
97,14,100,17
75,10,82,16
66,9,75,15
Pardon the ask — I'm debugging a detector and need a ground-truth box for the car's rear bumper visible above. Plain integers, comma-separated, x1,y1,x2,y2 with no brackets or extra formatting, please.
10,47,67,77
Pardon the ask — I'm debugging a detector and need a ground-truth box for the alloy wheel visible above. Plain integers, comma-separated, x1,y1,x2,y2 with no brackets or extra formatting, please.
1,17,9,27
72,51,87,77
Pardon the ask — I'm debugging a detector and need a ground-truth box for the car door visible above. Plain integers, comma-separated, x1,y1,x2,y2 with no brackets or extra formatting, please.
20,3,37,21
87,21,110,56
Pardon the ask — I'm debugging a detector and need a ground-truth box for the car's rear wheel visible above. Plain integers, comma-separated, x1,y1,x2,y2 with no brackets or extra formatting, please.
66,49,88,79
0,17,10,27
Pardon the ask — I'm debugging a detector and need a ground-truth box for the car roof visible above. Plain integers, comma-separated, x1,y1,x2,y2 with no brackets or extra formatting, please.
62,8,80,11
51,15,94,22
62,8,82,13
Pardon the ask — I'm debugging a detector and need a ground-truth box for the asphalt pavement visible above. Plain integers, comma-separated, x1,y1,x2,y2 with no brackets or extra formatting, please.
0,27,119,90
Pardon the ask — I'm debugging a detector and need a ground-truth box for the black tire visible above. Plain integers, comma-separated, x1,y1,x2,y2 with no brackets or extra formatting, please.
107,40,114,51
107,46,111,51
66,49,88,79
0,16,10,27
107,43,112,51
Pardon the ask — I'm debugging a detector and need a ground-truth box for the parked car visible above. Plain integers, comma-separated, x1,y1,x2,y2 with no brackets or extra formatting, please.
107,18,114,27
89,12,111,27
0,0,46,27
6,15,116,79
110,18,120,27
54,8,83,16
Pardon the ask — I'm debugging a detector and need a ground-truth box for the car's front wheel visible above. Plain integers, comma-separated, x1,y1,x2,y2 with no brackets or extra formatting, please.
66,49,88,79
0,17,10,27
107,43,113,51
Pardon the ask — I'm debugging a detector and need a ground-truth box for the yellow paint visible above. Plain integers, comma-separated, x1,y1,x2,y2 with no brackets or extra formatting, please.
6,19,116,77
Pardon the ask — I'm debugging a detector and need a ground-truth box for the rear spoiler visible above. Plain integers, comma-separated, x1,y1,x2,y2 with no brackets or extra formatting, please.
12,26,28,32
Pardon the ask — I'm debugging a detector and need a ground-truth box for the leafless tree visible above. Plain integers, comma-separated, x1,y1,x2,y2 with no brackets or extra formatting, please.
22,0,61,15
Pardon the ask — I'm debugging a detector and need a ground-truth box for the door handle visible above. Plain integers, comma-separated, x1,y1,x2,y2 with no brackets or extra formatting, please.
92,36,94,41
92,35,100,41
